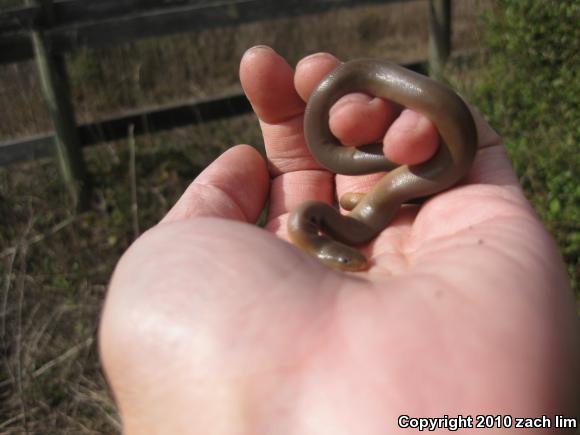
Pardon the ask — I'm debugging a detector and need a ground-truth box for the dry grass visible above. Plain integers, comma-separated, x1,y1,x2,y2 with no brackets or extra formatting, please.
0,1,514,432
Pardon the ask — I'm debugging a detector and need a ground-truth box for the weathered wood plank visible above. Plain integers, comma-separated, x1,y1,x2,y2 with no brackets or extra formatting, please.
77,91,253,145
0,133,54,165
51,0,225,26
0,0,410,63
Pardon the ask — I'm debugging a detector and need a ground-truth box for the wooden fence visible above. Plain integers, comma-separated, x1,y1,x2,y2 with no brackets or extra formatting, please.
0,0,452,207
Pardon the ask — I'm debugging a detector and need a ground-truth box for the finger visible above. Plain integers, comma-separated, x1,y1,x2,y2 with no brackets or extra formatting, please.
294,53,392,215
383,109,439,165
335,108,439,203
328,93,398,147
297,56,439,165
240,45,313,175
241,47,340,223
297,56,439,201
295,53,400,148
160,145,269,224
292,51,521,213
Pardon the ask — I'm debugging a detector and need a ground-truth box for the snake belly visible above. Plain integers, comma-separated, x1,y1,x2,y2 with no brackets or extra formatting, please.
287,59,477,271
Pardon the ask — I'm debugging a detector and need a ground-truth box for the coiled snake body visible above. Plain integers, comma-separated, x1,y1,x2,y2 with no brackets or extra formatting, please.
287,59,477,271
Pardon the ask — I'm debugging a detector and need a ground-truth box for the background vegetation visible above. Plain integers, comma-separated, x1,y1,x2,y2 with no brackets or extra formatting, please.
0,0,577,432
470,0,579,291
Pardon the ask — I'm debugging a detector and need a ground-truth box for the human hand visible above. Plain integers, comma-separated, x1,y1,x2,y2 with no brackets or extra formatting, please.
100,46,580,434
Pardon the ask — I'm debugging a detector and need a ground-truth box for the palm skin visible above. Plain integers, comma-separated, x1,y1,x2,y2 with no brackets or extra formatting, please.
100,46,579,434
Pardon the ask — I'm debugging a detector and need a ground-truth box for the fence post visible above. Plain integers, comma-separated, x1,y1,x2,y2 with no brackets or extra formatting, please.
28,0,89,210
428,0,451,80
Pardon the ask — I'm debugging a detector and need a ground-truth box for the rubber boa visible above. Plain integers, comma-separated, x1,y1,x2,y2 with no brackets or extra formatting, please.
287,59,477,271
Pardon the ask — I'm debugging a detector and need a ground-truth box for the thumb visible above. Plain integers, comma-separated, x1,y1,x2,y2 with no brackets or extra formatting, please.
161,145,269,224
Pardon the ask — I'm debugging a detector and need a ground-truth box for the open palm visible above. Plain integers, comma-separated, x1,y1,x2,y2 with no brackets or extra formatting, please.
100,47,579,434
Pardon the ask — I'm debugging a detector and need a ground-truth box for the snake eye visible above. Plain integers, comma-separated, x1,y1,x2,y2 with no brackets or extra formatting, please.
338,257,350,264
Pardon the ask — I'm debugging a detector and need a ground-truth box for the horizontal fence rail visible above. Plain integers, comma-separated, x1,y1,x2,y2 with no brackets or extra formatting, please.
1,0,412,64
0,91,254,165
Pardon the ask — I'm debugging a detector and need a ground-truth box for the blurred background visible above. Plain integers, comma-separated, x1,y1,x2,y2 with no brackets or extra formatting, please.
0,0,577,432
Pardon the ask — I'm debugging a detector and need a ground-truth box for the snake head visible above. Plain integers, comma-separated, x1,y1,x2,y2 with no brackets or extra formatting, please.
316,242,369,272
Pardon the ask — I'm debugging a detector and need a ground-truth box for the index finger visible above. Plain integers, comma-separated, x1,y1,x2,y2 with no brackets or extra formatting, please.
240,46,337,228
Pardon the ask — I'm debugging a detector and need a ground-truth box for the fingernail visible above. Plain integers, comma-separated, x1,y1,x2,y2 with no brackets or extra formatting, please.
250,45,272,51
399,109,422,132
296,52,336,67
242,45,274,58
